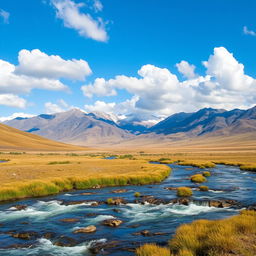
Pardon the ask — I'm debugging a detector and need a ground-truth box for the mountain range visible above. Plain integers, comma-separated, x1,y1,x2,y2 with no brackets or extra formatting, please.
3,106,256,146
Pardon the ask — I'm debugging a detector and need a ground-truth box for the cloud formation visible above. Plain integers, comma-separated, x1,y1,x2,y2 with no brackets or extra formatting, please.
45,99,70,114
243,26,256,36
15,49,92,80
51,0,108,42
0,94,27,108
82,47,256,118
0,9,9,24
0,49,91,108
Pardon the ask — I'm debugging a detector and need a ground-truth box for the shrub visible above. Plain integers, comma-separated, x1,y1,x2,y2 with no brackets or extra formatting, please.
199,185,209,191
134,192,141,197
202,171,211,177
106,198,114,205
48,161,71,165
136,244,171,256
177,187,193,197
169,210,256,256
190,174,207,183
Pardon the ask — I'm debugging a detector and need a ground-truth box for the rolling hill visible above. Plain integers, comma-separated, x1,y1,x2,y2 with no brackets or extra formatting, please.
0,123,85,151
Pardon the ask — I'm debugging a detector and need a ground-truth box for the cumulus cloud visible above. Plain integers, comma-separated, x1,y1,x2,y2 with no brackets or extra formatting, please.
243,26,256,36
0,59,67,94
0,112,35,122
15,49,92,80
51,0,108,42
44,99,70,114
0,94,27,108
0,9,9,24
176,60,196,79
0,49,92,108
81,47,256,118
93,0,103,12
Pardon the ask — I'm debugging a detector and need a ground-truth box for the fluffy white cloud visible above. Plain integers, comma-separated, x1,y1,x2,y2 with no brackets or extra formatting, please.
0,9,9,24
51,0,108,42
0,112,35,122
0,59,67,94
0,49,92,108
93,0,103,12
81,47,256,118
243,26,256,36
0,94,27,108
15,49,92,80
176,60,196,79
84,100,116,113
45,99,70,114
82,78,116,97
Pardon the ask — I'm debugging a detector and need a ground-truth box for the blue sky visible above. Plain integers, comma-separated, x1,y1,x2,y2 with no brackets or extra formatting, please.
0,0,256,123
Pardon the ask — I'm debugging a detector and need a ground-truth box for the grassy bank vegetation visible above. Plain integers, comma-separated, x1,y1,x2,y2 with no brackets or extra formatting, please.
0,153,171,201
137,210,256,256
135,151,256,173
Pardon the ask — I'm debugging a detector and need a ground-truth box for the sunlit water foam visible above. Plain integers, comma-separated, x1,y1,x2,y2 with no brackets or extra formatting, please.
123,203,232,222
0,200,98,222
0,238,107,256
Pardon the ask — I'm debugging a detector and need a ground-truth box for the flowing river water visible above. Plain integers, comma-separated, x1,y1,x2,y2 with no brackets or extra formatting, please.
0,163,256,255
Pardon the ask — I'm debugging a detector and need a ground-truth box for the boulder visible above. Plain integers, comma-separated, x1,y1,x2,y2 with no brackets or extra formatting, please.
112,189,128,193
12,205,27,211
102,219,123,227
59,218,80,223
73,225,96,233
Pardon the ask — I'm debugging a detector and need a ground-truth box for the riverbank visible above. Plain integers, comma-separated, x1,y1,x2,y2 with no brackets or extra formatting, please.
137,210,256,256
0,154,170,202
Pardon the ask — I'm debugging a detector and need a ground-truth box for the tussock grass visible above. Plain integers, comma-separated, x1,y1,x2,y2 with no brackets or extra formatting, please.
169,210,256,256
202,171,211,177
199,185,209,191
134,192,141,197
136,244,171,256
0,154,171,201
177,187,193,197
190,174,207,183
178,160,216,169
48,161,71,165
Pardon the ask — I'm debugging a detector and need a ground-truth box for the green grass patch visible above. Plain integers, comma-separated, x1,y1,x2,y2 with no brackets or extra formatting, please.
48,161,71,165
190,174,207,183
202,171,211,177
199,185,209,191
177,187,193,197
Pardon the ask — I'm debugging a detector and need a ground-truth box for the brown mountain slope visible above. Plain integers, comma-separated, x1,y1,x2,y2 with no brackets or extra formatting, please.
0,123,85,151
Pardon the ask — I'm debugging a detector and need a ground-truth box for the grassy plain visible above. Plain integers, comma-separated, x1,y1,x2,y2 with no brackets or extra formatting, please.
0,153,170,201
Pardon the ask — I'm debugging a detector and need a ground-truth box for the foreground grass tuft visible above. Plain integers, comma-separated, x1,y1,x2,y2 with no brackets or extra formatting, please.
169,210,256,256
202,171,211,177
177,187,193,197
136,244,171,256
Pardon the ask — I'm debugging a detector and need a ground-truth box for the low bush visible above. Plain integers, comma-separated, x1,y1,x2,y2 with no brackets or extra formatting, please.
48,161,71,165
177,187,193,197
199,185,209,191
169,210,256,256
134,192,141,197
136,244,171,256
202,171,211,177
190,174,207,183
106,198,114,204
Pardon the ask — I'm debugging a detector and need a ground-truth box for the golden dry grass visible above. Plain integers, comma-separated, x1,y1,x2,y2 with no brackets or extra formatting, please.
169,210,256,256
0,153,170,201
0,123,85,152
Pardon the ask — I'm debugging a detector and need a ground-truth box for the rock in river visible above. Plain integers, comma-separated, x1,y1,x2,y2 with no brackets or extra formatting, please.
102,219,123,227
73,225,97,233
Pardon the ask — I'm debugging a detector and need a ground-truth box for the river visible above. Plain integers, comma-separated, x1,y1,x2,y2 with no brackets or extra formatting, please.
0,164,255,255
